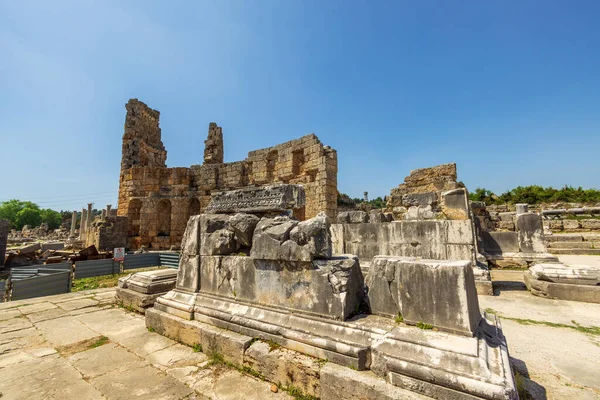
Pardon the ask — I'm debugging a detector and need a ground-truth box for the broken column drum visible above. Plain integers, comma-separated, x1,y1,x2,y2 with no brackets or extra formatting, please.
147,184,518,400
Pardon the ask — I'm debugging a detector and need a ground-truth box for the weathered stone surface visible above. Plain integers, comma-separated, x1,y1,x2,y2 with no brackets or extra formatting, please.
481,231,519,254
441,188,470,220
563,219,581,230
516,203,529,214
332,220,476,263
175,254,200,292
181,215,201,255
289,212,332,259
200,255,364,320
206,184,306,214
244,341,321,398
119,268,177,294
320,363,426,400
227,213,260,247
368,210,387,223
347,211,369,223
250,217,298,260
116,288,164,313
367,256,481,336
516,213,546,253
581,219,600,230
525,264,600,303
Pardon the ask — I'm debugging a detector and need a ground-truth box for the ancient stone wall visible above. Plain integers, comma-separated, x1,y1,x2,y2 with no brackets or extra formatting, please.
118,99,337,250
85,214,128,251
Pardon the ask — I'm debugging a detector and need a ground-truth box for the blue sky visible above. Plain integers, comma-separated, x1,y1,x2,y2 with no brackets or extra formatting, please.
1,1,599,211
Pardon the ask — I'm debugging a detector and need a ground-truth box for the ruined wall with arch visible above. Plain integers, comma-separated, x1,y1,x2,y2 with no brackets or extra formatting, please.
118,99,337,250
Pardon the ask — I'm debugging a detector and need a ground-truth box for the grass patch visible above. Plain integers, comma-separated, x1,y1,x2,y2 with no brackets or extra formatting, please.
486,308,600,336
394,313,404,324
283,385,319,400
89,336,109,349
72,267,161,292
514,371,532,399
147,327,155,333
416,321,434,330
192,343,202,353
265,339,281,352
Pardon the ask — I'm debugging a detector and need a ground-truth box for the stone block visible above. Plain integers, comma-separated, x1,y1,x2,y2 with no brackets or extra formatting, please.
227,213,259,247
581,219,600,230
289,212,332,259
368,257,481,336
481,231,519,254
244,341,321,398
181,215,201,255
347,211,368,223
120,268,177,294
516,203,529,214
206,184,306,214
442,188,470,220
401,192,438,207
116,288,164,313
368,210,387,223
498,212,515,222
563,219,581,230
200,255,364,320
175,254,200,292
516,213,546,253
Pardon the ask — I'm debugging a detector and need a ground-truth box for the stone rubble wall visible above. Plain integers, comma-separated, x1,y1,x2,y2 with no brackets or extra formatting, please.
117,99,337,250
385,163,468,221
84,215,128,251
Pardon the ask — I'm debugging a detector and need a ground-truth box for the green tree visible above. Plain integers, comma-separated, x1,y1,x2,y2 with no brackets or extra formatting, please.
15,207,42,229
40,209,63,230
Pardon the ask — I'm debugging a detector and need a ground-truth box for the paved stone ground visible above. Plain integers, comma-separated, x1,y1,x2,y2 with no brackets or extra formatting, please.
0,289,291,400
485,255,600,400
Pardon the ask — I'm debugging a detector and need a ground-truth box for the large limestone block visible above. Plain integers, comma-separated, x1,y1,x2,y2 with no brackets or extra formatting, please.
199,255,364,320
175,254,200,292
243,341,321,398
181,215,201,256
481,231,519,254
119,268,177,294
441,188,470,220
227,213,259,247
367,256,481,336
563,219,581,230
289,212,332,259
516,213,546,253
581,219,600,230
206,184,306,214
199,214,238,256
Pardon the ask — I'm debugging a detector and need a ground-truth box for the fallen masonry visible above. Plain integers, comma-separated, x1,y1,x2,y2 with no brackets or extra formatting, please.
116,268,178,313
146,184,518,399
524,263,600,304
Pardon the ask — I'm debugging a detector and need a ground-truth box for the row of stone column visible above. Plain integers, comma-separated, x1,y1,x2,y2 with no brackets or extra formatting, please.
69,203,113,240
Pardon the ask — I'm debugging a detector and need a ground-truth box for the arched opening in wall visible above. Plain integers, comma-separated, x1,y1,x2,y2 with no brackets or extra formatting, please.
188,198,200,219
266,151,278,182
127,199,142,236
157,199,171,236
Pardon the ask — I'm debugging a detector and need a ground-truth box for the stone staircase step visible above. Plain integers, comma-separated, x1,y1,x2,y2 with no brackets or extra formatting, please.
549,248,600,255
547,241,593,249
545,235,584,242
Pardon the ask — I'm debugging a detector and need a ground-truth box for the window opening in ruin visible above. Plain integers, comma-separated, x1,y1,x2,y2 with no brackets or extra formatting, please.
292,149,304,176
127,199,142,236
157,199,171,236
266,151,278,181
189,198,200,218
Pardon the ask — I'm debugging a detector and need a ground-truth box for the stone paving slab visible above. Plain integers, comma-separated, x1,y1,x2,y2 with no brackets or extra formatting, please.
0,289,293,400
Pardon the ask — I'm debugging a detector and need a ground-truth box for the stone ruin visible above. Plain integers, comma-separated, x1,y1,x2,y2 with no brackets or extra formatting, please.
117,99,337,250
0,219,9,267
331,163,494,295
145,184,518,400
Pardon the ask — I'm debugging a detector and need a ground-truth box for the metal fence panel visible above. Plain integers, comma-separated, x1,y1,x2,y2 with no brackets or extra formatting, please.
123,253,160,270
159,253,180,268
75,259,116,279
42,262,73,271
11,271,71,301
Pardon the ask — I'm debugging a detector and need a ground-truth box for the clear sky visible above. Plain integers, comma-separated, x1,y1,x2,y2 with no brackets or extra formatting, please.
1,1,599,211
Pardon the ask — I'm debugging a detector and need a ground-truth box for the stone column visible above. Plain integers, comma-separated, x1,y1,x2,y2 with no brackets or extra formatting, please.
106,204,112,216
101,209,107,221
516,203,529,214
87,203,93,226
70,210,77,237
79,208,87,240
